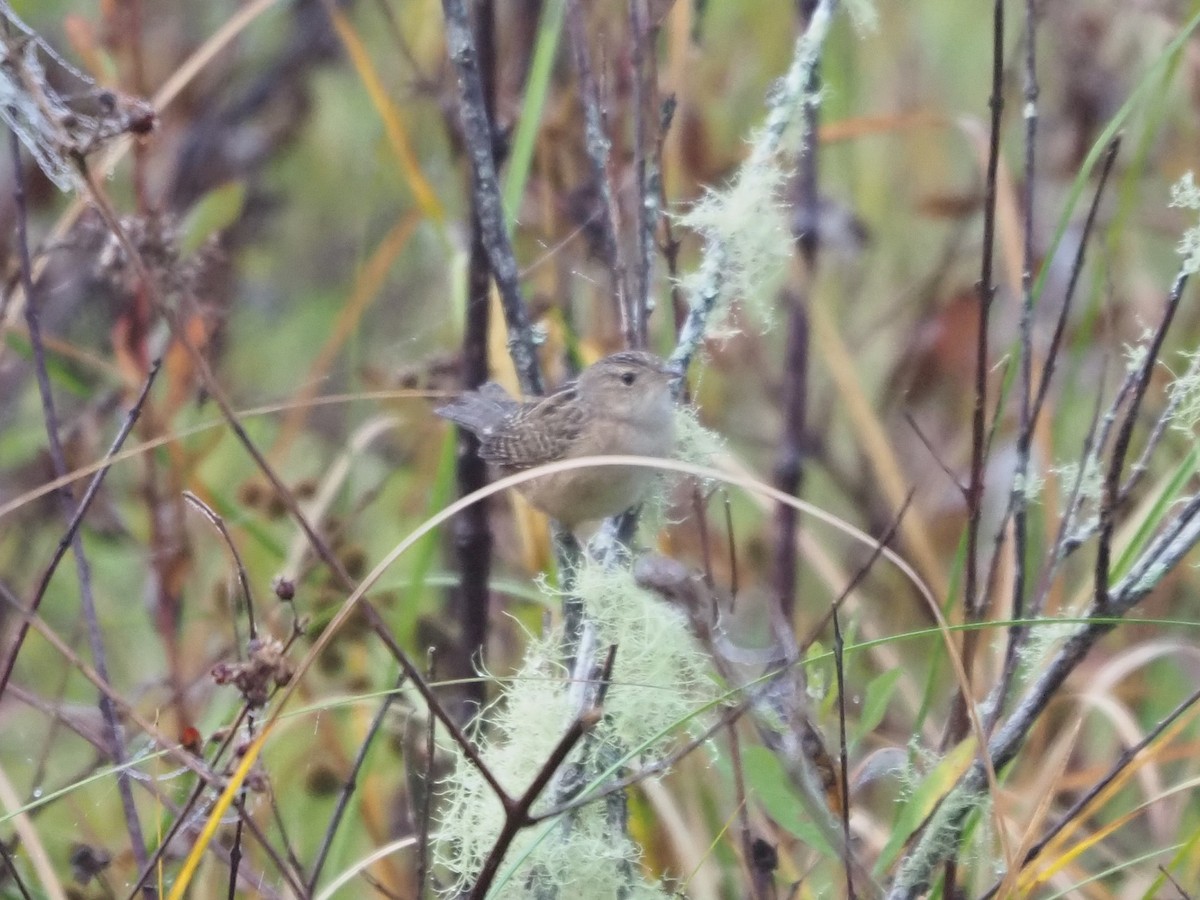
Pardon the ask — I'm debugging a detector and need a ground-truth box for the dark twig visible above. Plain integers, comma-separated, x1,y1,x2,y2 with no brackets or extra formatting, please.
1025,367,1108,625
771,289,810,624
831,609,854,900
565,0,631,342
657,97,685,332
0,840,33,900
453,0,497,718
948,0,1004,749
726,718,769,898
265,786,306,891
228,795,309,899
1158,865,1194,900
774,52,815,613
0,358,161,697
417,650,437,899
761,0,826,629
8,130,149,884
527,698,751,826
903,412,968,496
1029,137,1121,429
1057,365,1137,559
182,492,257,641
308,673,406,893
441,0,543,396
799,489,914,656
629,0,660,347
227,797,246,900
1095,271,1189,609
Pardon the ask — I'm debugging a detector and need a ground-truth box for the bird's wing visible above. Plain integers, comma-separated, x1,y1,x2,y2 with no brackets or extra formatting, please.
479,386,586,468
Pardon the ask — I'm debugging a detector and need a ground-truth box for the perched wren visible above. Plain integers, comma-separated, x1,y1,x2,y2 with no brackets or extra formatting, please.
436,351,679,526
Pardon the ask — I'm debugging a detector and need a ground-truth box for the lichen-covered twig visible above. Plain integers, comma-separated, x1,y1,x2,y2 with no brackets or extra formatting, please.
668,0,838,377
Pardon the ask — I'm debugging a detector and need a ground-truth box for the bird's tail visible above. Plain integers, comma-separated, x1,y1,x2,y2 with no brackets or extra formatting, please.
435,382,518,437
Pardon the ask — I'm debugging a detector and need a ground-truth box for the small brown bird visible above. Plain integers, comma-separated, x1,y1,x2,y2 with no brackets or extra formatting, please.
436,351,679,526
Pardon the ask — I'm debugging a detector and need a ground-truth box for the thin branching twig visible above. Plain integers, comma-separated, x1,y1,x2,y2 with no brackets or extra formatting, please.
308,673,406,893
7,129,150,883
565,0,631,341
0,359,161,695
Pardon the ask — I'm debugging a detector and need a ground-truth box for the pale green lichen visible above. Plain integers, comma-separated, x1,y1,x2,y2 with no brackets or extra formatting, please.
1123,327,1155,375
673,403,724,470
843,0,879,32
677,155,793,331
1167,348,1200,436
1053,452,1104,521
636,403,724,531
1015,616,1081,673
1012,470,1044,504
1170,171,1200,274
570,563,718,754
434,561,716,895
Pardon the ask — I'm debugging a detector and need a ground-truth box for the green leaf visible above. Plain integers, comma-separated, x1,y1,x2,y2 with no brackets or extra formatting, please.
4,331,92,397
179,181,246,255
855,668,902,742
740,744,836,859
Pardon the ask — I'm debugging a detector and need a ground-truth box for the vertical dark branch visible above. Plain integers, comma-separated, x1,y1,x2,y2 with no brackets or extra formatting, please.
452,0,498,718
565,0,632,345
771,296,810,624
226,802,246,900
948,0,1004,747
442,0,544,395
7,132,151,886
771,0,819,624
831,608,855,900
629,0,660,347
1000,0,1040,716
416,651,437,898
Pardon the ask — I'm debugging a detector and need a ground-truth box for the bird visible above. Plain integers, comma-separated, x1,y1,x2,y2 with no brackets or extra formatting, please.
436,351,679,526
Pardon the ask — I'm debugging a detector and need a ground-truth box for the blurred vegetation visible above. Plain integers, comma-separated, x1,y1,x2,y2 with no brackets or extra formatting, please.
1,0,1199,897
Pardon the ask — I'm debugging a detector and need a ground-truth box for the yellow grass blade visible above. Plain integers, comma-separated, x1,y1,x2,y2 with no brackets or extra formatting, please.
166,723,273,899
327,5,445,224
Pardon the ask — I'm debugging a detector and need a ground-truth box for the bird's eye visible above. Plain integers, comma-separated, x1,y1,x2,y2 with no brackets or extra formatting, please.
620,371,637,386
